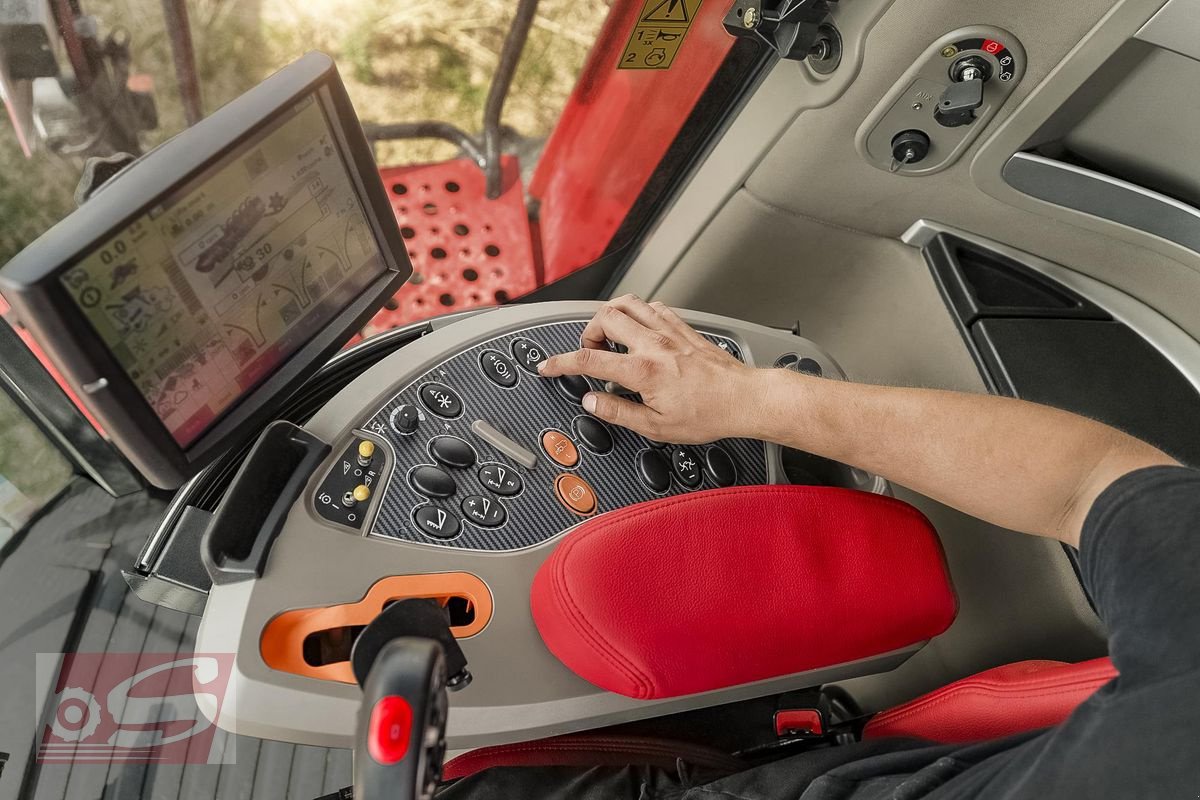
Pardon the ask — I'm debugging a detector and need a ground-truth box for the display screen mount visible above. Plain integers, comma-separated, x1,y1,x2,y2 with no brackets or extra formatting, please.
0,52,411,488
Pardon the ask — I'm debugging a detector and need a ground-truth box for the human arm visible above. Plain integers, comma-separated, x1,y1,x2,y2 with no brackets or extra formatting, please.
538,295,1178,547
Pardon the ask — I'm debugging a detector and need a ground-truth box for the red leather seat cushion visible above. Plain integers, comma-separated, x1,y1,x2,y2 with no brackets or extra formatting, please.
531,486,957,700
863,656,1117,743
442,733,745,781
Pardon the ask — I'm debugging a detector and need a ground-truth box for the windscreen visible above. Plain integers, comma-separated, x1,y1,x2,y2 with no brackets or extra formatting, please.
59,90,383,447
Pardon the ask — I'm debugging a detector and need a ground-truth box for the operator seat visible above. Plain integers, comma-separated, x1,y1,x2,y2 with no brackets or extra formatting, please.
442,656,1118,781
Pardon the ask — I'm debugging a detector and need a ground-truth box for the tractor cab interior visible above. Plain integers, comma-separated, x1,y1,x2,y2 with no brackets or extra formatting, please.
2,0,1200,798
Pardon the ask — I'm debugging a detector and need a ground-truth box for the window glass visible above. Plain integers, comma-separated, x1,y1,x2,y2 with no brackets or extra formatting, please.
0,0,609,265
0,388,72,548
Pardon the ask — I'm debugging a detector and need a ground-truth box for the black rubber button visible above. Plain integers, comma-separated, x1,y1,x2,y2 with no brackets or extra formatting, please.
462,495,506,527
636,449,671,493
430,436,475,468
409,465,455,498
419,382,462,418
413,506,461,539
573,416,613,454
480,350,519,388
704,445,737,487
478,463,522,496
555,374,590,404
670,446,702,488
511,338,548,373
389,403,420,434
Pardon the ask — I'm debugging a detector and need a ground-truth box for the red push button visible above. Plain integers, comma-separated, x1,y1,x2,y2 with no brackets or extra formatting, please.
367,695,413,764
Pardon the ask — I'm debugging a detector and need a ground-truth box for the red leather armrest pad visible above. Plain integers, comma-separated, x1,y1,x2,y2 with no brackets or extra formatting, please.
862,656,1117,743
531,486,957,700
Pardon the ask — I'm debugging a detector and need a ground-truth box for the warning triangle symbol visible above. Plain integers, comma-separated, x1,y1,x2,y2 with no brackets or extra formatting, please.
642,0,690,24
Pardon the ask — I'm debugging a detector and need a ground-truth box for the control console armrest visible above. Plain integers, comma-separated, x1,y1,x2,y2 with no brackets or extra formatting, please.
531,486,957,699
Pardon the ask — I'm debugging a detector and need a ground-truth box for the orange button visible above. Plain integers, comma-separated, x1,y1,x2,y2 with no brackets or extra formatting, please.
555,473,597,516
541,430,579,467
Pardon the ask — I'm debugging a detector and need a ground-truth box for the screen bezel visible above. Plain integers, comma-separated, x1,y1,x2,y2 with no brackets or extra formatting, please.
0,53,410,488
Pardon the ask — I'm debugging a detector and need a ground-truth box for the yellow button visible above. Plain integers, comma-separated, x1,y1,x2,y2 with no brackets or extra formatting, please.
555,473,597,516
542,430,579,467
358,440,375,461
352,484,371,502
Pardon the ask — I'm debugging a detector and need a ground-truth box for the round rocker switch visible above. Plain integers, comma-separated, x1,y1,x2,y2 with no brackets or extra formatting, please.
511,338,548,373
480,350,518,388
462,495,506,528
389,403,420,434
419,383,462,418
554,374,590,405
670,446,702,488
409,465,455,498
541,430,579,468
413,506,461,539
573,416,613,454
478,463,522,496
704,445,737,487
430,436,475,468
636,449,671,494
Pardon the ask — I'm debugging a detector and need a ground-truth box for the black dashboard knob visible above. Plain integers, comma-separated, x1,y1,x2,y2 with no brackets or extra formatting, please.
554,374,590,404
389,403,420,434
636,449,671,494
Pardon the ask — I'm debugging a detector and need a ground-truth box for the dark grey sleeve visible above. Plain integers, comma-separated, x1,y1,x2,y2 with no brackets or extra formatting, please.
1081,465,1200,688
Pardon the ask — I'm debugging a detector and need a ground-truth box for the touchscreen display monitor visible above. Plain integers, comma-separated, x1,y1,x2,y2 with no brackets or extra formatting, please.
58,91,383,446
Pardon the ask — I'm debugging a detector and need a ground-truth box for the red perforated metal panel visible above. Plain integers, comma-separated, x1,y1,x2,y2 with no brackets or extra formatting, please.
363,156,538,335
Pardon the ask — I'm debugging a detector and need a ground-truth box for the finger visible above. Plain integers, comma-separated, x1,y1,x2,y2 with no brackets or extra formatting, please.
608,294,670,332
582,391,659,435
579,304,659,352
538,347,645,388
647,301,708,347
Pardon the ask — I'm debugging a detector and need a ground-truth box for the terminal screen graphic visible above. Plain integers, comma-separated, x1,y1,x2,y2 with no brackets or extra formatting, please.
61,93,383,446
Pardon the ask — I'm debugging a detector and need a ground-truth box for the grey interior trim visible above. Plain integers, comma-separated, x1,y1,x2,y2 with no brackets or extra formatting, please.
1135,0,1200,61
1002,151,1200,257
903,219,1200,395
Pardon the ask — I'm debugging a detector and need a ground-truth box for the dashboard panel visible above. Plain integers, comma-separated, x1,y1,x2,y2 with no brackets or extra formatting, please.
196,302,896,751
311,320,766,551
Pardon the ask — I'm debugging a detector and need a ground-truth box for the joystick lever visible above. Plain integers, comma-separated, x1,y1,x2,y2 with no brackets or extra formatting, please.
349,599,471,800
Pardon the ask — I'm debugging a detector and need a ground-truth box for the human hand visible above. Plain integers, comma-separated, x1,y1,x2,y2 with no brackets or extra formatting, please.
537,295,768,444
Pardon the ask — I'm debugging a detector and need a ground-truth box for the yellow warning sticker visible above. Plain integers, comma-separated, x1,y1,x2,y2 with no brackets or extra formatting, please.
619,0,703,70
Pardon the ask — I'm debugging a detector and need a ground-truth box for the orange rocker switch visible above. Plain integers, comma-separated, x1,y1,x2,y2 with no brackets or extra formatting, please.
555,473,597,516
541,429,579,467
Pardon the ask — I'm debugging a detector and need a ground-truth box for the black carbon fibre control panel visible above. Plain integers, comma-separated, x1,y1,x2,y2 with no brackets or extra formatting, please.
312,321,767,551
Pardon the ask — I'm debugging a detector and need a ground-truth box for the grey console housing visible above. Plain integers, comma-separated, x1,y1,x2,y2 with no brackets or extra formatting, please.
195,301,899,748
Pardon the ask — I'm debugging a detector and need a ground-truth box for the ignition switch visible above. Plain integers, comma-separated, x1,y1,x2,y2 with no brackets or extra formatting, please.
934,54,991,127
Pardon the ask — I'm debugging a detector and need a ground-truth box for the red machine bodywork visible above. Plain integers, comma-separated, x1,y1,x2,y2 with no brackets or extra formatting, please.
528,0,736,283
363,156,538,335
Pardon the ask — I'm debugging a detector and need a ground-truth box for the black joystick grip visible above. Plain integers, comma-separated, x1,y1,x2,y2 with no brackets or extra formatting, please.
353,637,449,800
350,598,471,689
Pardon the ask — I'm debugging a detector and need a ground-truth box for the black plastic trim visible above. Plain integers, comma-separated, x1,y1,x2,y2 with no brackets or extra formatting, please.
201,421,330,584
